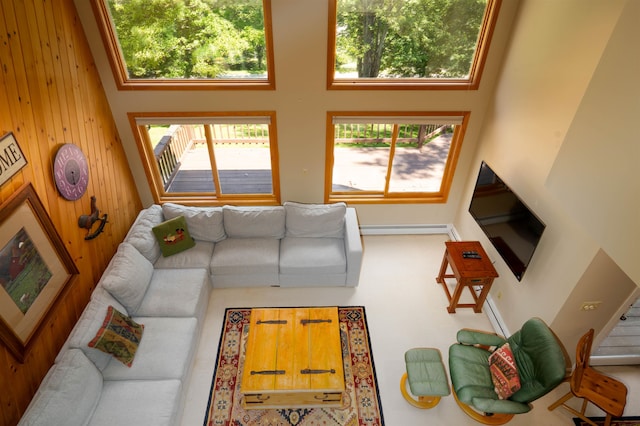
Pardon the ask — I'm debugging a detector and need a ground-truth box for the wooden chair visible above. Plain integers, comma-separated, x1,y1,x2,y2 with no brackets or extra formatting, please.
548,329,627,426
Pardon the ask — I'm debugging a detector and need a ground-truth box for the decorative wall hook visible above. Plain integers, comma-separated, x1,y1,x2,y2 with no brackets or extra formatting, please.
78,196,108,240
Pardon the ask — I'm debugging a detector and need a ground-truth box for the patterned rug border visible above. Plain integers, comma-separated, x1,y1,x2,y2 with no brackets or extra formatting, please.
572,417,640,426
203,305,385,426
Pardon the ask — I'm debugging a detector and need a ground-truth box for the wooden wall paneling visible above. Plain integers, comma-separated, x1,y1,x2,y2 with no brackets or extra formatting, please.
21,0,67,222
81,94,114,277
42,0,90,274
0,1,143,424
0,55,26,198
58,4,110,283
55,3,103,296
0,1,32,196
59,1,114,296
10,2,55,206
38,0,81,246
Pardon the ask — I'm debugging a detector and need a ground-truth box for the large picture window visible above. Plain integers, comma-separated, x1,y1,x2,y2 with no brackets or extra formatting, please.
93,0,275,89
328,0,501,89
326,112,468,203
130,112,280,205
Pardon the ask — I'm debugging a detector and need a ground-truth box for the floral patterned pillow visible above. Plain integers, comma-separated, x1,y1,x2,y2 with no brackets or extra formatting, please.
488,342,521,399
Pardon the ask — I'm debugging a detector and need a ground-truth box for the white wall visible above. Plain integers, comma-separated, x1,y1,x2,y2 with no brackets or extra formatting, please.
551,250,637,358
453,0,636,339
546,0,640,287
72,0,519,225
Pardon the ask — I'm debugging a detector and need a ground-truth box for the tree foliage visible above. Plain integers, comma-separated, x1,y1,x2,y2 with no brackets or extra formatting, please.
107,0,266,79
336,0,488,78
107,0,486,79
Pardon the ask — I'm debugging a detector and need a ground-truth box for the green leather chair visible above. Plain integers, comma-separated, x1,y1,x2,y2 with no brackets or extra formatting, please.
448,318,568,425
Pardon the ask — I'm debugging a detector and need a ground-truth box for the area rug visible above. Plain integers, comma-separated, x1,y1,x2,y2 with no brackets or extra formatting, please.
203,306,384,426
573,417,640,426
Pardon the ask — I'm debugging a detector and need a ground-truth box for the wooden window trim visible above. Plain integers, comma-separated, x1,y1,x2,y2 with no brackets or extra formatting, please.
92,0,276,91
327,0,501,91
128,111,281,206
325,111,469,204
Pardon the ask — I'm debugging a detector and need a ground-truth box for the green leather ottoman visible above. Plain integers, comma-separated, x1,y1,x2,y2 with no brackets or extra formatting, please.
401,348,451,409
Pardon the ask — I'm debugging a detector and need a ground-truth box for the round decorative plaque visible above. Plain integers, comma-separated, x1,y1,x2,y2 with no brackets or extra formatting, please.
53,143,89,201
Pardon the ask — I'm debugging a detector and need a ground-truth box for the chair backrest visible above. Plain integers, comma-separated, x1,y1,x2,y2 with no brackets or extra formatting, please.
570,328,594,393
506,318,568,403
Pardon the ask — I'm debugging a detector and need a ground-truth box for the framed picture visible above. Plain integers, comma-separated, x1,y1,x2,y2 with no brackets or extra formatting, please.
0,132,28,187
0,183,78,362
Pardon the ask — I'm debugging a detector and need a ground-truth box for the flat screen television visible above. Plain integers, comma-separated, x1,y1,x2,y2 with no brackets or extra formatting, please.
469,162,546,281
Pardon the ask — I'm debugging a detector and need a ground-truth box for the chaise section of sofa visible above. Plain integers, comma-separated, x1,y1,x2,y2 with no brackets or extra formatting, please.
19,348,183,426
19,239,210,426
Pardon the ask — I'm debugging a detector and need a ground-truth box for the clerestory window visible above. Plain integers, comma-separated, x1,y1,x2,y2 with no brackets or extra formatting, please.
92,0,275,90
130,112,280,205
328,0,501,89
326,112,469,203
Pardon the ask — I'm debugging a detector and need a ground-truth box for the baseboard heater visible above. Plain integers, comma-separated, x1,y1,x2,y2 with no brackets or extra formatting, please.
590,355,640,366
360,224,452,236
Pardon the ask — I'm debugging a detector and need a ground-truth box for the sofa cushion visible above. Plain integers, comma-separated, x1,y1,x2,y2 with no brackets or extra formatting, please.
124,205,164,263
162,203,226,242
280,237,346,274
284,201,346,238
152,215,196,257
211,238,280,275
88,306,144,367
89,379,181,426
99,243,153,314
100,316,197,381
18,349,102,426
222,205,285,238
91,286,128,308
135,268,210,318
153,241,214,270
62,300,126,370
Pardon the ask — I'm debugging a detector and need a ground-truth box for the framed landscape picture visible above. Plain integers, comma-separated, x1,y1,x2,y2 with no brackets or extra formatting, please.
0,183,78,362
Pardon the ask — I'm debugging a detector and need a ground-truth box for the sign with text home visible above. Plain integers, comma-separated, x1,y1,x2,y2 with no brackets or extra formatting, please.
0,132,27,187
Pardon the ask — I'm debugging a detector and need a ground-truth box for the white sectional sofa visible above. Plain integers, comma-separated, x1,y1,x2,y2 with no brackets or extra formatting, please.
126,201,363,287
18,202,362,426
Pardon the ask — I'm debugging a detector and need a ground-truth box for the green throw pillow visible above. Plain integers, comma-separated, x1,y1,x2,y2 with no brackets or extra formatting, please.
88,306,144,367
152,215,196,257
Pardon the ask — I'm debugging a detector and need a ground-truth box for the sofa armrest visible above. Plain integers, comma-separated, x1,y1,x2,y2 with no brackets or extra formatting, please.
344,208,363,287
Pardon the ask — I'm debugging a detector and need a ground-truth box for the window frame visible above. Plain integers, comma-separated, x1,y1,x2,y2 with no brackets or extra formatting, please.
92,0,276,91
327,0,501,90
325,111,469,204
129,111,281,206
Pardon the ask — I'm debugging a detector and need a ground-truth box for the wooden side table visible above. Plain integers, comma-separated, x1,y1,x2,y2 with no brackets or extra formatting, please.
436,241,498,313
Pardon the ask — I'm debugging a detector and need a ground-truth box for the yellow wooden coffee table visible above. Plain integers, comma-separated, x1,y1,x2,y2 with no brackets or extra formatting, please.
241,307,345,409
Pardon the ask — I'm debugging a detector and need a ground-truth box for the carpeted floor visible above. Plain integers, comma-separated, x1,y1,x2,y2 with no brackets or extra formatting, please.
203,306,384,426
573,417,640,426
